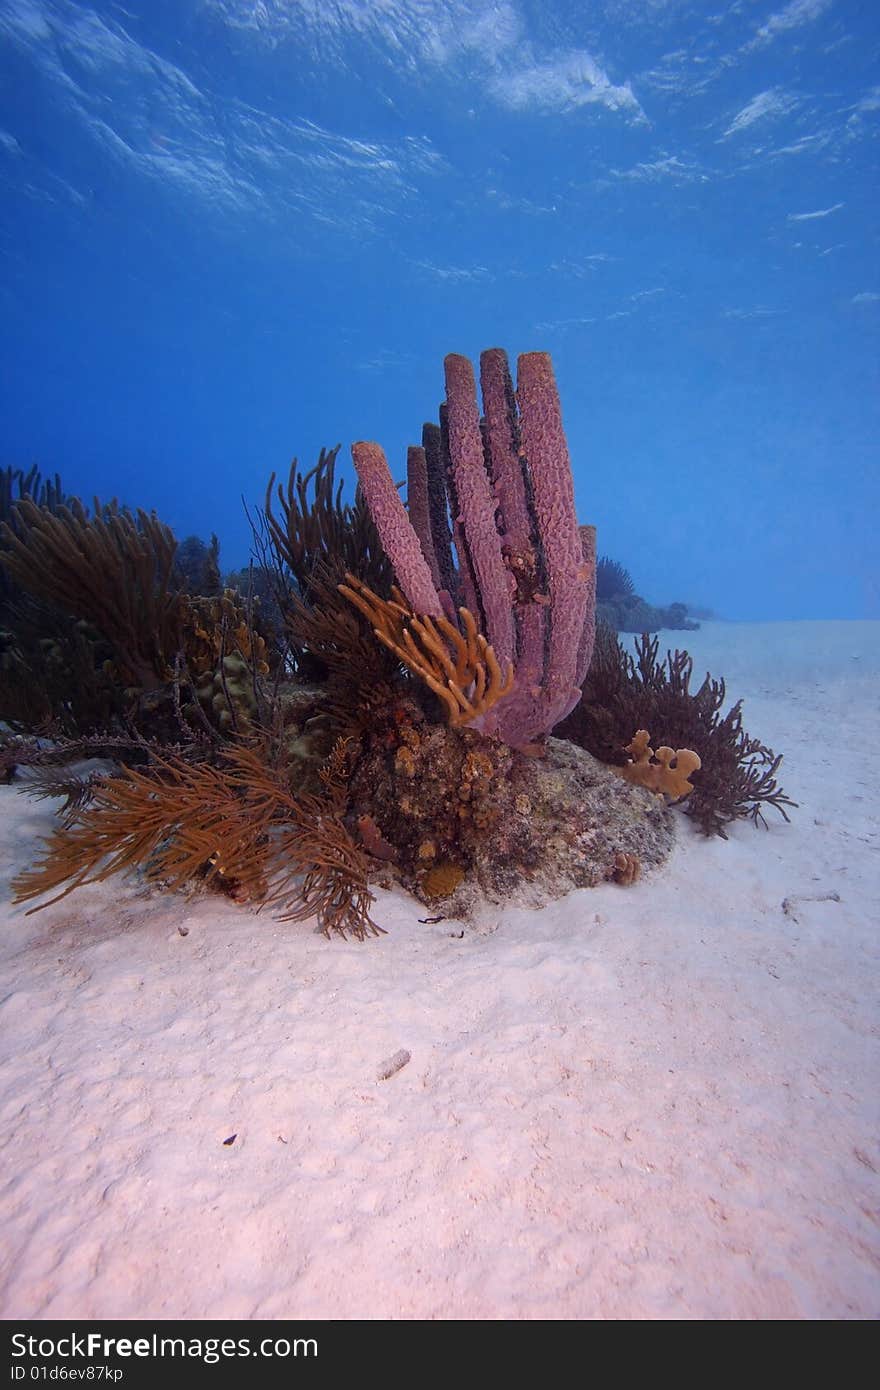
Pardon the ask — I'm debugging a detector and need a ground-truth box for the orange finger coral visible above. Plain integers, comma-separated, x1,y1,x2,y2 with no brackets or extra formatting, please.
338,573,514,730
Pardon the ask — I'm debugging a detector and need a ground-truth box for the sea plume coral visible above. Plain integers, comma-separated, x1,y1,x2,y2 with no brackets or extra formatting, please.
263,445,393,599
0,497,183,690
12,739,381,940
559,628,797,837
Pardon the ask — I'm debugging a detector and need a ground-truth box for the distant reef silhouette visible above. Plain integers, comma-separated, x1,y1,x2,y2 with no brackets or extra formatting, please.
595,555,700,634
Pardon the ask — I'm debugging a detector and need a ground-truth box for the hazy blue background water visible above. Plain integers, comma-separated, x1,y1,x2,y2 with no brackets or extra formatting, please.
1,0,877,622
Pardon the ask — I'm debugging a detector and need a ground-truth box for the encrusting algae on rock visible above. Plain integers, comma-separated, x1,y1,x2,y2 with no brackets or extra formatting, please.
346,693,675,917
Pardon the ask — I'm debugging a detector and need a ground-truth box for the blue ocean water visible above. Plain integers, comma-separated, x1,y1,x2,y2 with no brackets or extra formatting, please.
1,0,877,621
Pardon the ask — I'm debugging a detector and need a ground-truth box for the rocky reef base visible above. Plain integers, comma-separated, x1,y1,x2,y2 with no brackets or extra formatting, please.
346,711,677,920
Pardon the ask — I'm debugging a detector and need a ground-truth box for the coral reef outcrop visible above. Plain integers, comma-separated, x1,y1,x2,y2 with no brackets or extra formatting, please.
347,698,674,916
2,346,794,937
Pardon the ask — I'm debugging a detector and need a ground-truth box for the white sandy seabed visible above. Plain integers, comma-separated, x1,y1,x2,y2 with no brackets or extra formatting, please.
0,620,877,1321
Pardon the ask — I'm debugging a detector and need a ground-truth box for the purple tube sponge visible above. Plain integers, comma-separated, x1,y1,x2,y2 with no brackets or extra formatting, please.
351,441,443,618
420,422,457,601
443,354,516,669
479,347,532,558
577,524,597,686
351,350,596,748
516,352,592,730
405,445,442,596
